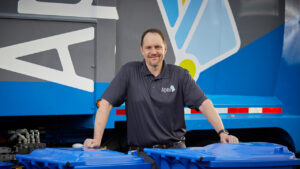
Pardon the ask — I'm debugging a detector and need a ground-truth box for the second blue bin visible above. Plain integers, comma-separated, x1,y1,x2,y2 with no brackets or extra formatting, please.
144,142,300,169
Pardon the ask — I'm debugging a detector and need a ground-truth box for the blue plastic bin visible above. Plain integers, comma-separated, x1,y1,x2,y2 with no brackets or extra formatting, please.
16,148,151,169
144,142,300,169
0,162,12,169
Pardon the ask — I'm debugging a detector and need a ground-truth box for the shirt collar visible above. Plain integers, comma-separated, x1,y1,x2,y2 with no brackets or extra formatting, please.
141,60,169,79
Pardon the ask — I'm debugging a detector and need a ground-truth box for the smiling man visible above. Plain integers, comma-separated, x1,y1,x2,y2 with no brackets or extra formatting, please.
140,30,166,77
84,28,238,169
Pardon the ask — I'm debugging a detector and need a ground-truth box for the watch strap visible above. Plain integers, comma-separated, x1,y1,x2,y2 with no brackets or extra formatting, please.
218,129,229,135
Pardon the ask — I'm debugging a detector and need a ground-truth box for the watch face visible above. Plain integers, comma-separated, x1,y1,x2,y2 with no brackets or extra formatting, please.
218,129,229,135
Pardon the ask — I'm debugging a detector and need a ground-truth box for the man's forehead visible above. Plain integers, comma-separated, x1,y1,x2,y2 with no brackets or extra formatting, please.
143,33,165,45
144,32,162,40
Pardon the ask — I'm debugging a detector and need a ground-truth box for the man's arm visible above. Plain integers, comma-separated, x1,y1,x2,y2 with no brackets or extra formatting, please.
199,99,239,143
84,99,113,148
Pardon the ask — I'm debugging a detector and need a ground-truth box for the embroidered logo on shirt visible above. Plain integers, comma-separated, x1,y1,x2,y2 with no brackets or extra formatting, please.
161,85,176,93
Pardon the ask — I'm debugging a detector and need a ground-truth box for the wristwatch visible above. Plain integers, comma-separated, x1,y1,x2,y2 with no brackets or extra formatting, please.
217,129,229,135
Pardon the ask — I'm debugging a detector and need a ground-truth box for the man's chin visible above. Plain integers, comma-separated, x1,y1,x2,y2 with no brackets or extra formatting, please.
148,62,160,68
149,63,157,67
146,59,162,68
150,59,161,64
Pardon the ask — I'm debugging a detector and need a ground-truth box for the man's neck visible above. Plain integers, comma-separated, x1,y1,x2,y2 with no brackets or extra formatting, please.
146,63,163,77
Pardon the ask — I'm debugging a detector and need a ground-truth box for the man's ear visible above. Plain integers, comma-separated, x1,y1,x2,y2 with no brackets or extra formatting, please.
140,46,143,54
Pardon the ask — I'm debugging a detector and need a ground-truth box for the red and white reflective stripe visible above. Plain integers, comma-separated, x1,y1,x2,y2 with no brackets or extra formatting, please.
116,109,126,115
116,107,282,115
184,107,282,114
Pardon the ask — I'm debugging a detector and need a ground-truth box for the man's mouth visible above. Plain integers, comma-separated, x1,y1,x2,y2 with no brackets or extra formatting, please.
149,55,159,59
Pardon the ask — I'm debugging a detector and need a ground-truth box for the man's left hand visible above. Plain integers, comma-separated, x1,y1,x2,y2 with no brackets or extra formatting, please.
220,133,239,143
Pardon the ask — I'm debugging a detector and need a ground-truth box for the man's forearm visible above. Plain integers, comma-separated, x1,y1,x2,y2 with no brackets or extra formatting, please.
199,99,225,133
93,99,113,145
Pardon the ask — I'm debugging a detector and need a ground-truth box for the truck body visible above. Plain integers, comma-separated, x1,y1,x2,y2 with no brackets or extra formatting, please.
0,0,300,153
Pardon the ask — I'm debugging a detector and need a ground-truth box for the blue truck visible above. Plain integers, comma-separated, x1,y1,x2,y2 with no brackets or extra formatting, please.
0,0,300,155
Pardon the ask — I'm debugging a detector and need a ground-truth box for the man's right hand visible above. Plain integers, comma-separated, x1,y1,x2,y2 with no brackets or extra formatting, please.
83,138,101,148
84,99,112,149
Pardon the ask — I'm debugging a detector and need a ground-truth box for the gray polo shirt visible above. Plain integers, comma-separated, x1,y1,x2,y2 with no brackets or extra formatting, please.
102,61,207,146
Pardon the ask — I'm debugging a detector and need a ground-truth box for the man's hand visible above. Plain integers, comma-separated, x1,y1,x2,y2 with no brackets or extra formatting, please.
83,99,112,149
220,133,239,143
83,138,101,148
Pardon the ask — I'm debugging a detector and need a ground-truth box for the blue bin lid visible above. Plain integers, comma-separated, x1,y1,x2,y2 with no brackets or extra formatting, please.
16,148,151,169
0,162,12,167
144,142,300,168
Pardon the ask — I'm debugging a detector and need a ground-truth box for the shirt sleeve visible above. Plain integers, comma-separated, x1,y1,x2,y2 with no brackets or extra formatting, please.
101,64,128,107
182,69,208,111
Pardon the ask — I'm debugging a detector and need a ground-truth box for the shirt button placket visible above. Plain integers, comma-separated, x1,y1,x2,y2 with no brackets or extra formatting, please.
150,80,156,96
152,80,155,89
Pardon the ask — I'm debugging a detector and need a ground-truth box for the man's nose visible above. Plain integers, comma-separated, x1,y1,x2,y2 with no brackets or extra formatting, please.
150,48,157,54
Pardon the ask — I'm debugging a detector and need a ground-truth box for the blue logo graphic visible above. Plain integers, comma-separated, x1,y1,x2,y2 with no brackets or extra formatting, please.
158,0,240,80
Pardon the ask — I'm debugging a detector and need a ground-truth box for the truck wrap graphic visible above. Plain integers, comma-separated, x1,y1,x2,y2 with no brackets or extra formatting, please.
157,0,240,80
0,27,95,92
18,0,119,19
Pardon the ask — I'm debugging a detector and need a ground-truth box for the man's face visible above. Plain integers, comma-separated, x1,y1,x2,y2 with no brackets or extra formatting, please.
140,32,167,68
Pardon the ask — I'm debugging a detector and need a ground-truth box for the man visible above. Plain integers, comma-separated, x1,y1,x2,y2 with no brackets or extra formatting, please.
84,28,239,149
